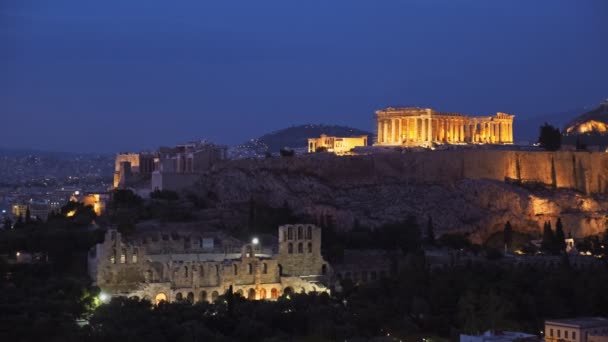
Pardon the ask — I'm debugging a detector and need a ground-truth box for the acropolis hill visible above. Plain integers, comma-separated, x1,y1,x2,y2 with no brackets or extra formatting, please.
194,150,608,243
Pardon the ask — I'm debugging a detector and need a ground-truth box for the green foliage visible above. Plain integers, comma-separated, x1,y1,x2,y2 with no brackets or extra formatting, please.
150,189,179,201
438,233,472,250
279,148,295,157
538,123,562,151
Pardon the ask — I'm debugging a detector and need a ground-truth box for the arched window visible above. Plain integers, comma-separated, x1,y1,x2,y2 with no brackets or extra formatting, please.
211,291,219,302
200,291,208,302
260,288,267,299
120,249,127,264
110,249,116,264
297,227,303,239
307,226,312,239
175,292,183,301
288,243,293,254
187,292,194,303
199,265,205,278
132,248,138,263
233,264,238,275
262,263,268,274
271,288,279,299
248,263,253,274
298,243,303,254
307,242,312,253
184,266,188,278
248,288,256,300
236,289,244,297
278,264,283,276
288,227,293,240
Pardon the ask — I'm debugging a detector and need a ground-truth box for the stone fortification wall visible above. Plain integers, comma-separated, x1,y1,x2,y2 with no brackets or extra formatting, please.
218,150,608,195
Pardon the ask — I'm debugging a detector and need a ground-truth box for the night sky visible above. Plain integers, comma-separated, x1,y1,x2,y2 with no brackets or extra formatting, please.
1,0,607,153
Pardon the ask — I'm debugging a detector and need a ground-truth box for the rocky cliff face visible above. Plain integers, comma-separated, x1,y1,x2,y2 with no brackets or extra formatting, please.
196,151,608,242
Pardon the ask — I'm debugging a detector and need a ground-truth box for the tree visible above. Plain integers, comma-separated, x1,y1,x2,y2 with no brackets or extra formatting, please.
25,207,32,224
2,217,11,230
538,123,562,151
13,215,24,229
541,221,556,254
504,221,513,251
425,216,436,246
554,218,566,253
279,148,295,157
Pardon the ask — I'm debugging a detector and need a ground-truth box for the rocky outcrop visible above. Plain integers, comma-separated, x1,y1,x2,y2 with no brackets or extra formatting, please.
196,151,608,242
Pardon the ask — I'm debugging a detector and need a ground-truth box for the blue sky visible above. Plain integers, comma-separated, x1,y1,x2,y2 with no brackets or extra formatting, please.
1,0,607,152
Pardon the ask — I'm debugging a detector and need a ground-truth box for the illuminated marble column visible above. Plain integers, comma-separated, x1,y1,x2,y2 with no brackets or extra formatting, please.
460,121,465,143
383,120,388,143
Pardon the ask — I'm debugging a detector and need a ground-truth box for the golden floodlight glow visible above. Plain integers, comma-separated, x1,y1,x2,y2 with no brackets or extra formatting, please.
66,210,77,217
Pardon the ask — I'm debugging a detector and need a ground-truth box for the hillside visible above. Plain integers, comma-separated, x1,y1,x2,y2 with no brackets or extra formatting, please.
230,124,373,158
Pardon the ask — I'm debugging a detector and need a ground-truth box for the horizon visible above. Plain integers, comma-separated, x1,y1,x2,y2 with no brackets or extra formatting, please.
2,0,607,153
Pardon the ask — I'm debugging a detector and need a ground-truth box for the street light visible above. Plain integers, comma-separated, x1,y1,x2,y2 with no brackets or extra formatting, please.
99,292,110,303
252,237,259,245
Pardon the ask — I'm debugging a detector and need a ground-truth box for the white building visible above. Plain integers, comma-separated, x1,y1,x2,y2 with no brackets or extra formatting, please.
545,317,608,342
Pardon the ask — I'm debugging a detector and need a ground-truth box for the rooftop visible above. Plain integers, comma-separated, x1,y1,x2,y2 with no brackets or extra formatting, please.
545,317,608,328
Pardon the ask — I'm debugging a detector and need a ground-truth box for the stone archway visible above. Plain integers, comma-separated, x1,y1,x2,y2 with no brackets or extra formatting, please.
155,293,167,304
248,288,256,300
211,291,219,302
271,288,279,299
259,288,267,300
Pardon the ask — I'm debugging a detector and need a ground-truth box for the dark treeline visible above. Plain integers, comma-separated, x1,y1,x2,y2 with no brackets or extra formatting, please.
3,259,607,341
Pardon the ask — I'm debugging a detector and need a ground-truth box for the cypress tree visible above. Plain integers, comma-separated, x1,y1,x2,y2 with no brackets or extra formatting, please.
504,221,513,251
555,218,566,253
426,216,436,246
541,221,555,254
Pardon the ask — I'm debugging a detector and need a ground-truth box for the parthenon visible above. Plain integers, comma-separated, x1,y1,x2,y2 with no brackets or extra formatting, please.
375,107,514,146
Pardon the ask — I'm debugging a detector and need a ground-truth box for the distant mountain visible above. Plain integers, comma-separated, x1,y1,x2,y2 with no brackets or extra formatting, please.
230,124,373,158
515,107,591,143
0,146,111,158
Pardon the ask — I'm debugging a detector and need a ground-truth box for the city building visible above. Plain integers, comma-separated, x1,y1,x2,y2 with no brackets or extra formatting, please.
307,134,368,155
113,141,228,192
81,193,110,216
11,203,28,218
151,141,227,191
375,107,514,147
88,224,330,303
460,330,537,342
545,317,608,342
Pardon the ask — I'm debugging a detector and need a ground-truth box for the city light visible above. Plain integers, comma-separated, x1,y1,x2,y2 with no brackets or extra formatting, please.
252,237,259,245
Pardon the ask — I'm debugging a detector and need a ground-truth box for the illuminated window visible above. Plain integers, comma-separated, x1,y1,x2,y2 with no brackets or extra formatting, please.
110,249,116,264
298,243,303,253
271,288,278,299
288,243,293,254
120,249,126,264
